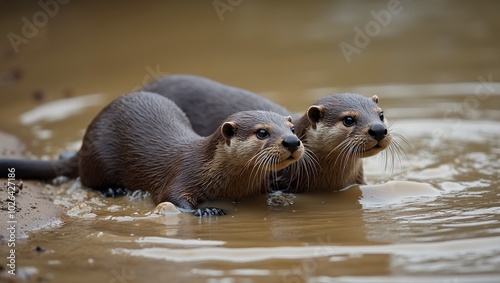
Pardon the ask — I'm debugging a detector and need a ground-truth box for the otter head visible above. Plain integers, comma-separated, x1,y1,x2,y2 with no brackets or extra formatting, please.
220,111,304,171
305,93,391,159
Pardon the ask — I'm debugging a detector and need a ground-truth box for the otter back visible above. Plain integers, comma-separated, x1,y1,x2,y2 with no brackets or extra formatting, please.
77,91,198,190
142,74,297,136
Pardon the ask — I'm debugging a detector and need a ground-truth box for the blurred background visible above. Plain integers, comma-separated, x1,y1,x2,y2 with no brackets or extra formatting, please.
0,0,499,154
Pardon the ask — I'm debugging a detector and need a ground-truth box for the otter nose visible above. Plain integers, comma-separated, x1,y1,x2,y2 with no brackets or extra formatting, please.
368,124,387,142
282,135,301,153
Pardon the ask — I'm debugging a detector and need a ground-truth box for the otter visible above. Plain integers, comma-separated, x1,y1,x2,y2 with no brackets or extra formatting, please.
143,75,399,192
0,92,304,216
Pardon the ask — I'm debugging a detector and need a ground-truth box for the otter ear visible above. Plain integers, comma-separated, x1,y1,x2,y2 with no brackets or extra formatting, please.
221,122,237,145
286,116,293,123
371,95,379,104
307,105,324,128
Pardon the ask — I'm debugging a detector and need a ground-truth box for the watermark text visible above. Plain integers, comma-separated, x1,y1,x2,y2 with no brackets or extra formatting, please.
6,168,17,276
7,0,71,53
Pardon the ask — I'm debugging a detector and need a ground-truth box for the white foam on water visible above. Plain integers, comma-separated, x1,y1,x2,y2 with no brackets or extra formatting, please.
309,274,500,283
357,181,441,208
112,235,500,263
19,93,105,125
136,237,224,247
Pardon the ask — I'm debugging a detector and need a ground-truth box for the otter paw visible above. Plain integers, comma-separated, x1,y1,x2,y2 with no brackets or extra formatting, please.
193,207,226,217
97,187,128,198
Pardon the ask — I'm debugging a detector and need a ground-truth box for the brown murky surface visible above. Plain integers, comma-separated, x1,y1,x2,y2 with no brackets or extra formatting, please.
1,1,500,282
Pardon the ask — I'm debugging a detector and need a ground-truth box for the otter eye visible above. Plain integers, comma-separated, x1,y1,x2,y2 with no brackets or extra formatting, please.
342,116,356,127
290,126,295,134
256,129,270,140
379,111,384,122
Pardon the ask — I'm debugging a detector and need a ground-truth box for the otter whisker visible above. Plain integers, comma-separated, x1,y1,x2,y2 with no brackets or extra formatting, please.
246,149,270,191
341,140,357,177
297,154,309,190
391,132,411,151
290,163,299,192
388,126,411,156
325,138,351,161
272,155,279,192
379,131,409,176
333,140,349,174
268,154,279,191
385,144,398,176
244,149,268,170
390,147,396,174
344,137,362,176
305,147,320,168
332,144,347,169
380,147,390,174
258,151,276,194
252,154,267,194
302,148,319,189
391,138,409,174
245,152,261,178
267,153,276,180
297,132,308,142
334,138,353,169
292,158,305,192
330,139,350,168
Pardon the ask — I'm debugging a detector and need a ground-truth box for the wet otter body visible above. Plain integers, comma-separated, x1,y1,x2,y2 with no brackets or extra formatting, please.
144,75,398,192
142,74,297,136
0,92,304,216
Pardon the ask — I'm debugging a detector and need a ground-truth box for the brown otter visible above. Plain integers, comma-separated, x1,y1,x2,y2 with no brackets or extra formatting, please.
0,92,304,216
143,75,401,192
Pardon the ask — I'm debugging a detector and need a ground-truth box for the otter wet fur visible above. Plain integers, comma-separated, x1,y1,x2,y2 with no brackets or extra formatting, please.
0,92,304,216
144,75,407,193
142,74,295,136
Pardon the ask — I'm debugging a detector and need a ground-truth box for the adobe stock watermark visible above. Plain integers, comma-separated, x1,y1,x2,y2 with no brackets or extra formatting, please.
131,64,169,91
213,0,243,22
339,0,410,63
430,74,496,147
5,168,18,276
109,267,135,283
7,0,71,53
281,236,337,283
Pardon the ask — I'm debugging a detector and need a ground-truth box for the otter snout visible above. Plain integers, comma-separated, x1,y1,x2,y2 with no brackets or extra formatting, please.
368,123,387,142
282,135,301,153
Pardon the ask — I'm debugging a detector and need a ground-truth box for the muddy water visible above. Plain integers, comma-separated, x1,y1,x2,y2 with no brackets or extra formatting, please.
1,1,500,282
